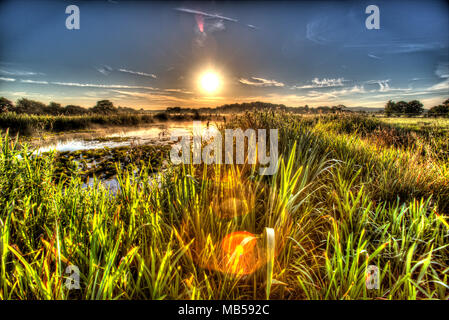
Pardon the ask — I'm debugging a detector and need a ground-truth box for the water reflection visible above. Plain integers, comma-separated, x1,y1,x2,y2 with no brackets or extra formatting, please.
32,121,219,153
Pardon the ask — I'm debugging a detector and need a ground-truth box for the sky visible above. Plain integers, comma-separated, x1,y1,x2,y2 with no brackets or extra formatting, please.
0,0,448,110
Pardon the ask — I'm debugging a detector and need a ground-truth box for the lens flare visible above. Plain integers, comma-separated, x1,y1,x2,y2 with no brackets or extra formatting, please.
195,14,204,33
221,231,258,275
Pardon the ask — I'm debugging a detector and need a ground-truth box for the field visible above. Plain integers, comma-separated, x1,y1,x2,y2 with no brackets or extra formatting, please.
0,112,448,300
379,117,449,132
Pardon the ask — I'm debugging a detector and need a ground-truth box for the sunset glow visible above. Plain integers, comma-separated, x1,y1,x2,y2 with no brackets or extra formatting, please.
200,72,221,94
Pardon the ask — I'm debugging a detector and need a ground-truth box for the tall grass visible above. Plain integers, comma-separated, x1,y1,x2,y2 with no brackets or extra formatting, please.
0,112,155,135
0,111,448,300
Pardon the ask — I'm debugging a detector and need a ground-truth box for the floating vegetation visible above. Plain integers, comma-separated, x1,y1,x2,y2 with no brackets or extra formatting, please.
51,144,171,181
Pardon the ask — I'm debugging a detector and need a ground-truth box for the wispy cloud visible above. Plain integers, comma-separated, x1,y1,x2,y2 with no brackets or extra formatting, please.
292,77,346,89
344,42,446,54
175,7,257,47
0,69,44,76
2,75,194,96
368,53,382,60
111,90,192,104
306,18,332,45
96,65,113,76
51,81,157,90
0,77,16,82
163,88,194,94
239,77,284,87
429,78,449,91
365,79,391,92
435,62,449,78
95,65,157,78
21,79,49,85
118,68,157,78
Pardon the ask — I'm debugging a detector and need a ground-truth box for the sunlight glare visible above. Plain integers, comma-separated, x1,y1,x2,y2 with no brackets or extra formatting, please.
200,72,221,93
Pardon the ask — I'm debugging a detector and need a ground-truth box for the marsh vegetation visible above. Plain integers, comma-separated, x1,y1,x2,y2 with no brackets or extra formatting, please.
0,112,448,300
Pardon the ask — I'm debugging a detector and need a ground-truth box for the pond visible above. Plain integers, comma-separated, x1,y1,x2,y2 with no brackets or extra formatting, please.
32,120,221,153
28,120,221,193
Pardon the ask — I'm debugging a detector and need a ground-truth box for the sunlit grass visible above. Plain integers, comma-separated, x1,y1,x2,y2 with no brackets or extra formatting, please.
0,112,448,300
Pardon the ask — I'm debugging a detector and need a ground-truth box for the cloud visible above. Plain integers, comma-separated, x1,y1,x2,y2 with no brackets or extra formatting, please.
435,62,449,78
292,77,346,89
239,77,284,87
96,65,113,76
429,78,449,91
174,8,238,23
306,18,332,45
368,54,382,60
21,79,49,84
118,68,157,78
95,65,157,78
111,90,192,104
175,7,257,48
163,88,194,94
0,69,44,76
51,81,157,90
344,42,446,54
3,76,193,96
0,77,16,82
330,85,365,95
365,79,392,92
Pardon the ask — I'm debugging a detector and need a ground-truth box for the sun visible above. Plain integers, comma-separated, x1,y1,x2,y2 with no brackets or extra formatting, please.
200,72,221,93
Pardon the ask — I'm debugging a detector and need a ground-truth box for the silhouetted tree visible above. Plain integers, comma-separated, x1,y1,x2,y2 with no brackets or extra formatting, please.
64,105,87,115
15,98,47,114
45,102,64,115
90,100,117,115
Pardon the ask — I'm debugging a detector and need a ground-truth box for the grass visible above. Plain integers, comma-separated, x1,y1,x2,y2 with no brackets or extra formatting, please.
0,112,448,300
0,112,155,135
0,112,219,136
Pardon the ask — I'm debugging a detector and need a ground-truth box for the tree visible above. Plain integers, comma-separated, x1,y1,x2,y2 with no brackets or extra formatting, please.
64,105,87,115
45,102,63,115
15,98,47,114
405,100,424,116
395,101,408,115
90,100,117,114
443,98,449,107
428,99,449,118
384,100,398,117
166,106,182,115
384,100,397,116
0,97,13,113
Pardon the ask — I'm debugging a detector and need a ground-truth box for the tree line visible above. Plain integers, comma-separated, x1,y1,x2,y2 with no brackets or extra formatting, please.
0,97,144,115
384,98,449,117
166,102,350,115
2,96,448,117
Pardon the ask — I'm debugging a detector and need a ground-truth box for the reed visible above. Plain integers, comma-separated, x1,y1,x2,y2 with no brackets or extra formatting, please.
0,111,447,300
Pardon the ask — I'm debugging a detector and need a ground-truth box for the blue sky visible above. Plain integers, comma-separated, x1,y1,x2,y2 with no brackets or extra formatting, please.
0,0,448,109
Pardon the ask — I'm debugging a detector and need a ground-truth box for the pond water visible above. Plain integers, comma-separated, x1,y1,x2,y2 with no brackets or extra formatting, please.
32,120,221,154
29,120,221,193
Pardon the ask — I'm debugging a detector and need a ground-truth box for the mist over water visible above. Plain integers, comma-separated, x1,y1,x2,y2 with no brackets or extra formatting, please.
32,121,218,153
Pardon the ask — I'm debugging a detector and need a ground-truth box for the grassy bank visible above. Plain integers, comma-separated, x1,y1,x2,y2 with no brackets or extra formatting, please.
0,112,448,300
0,112,218,136
0,112,155,135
